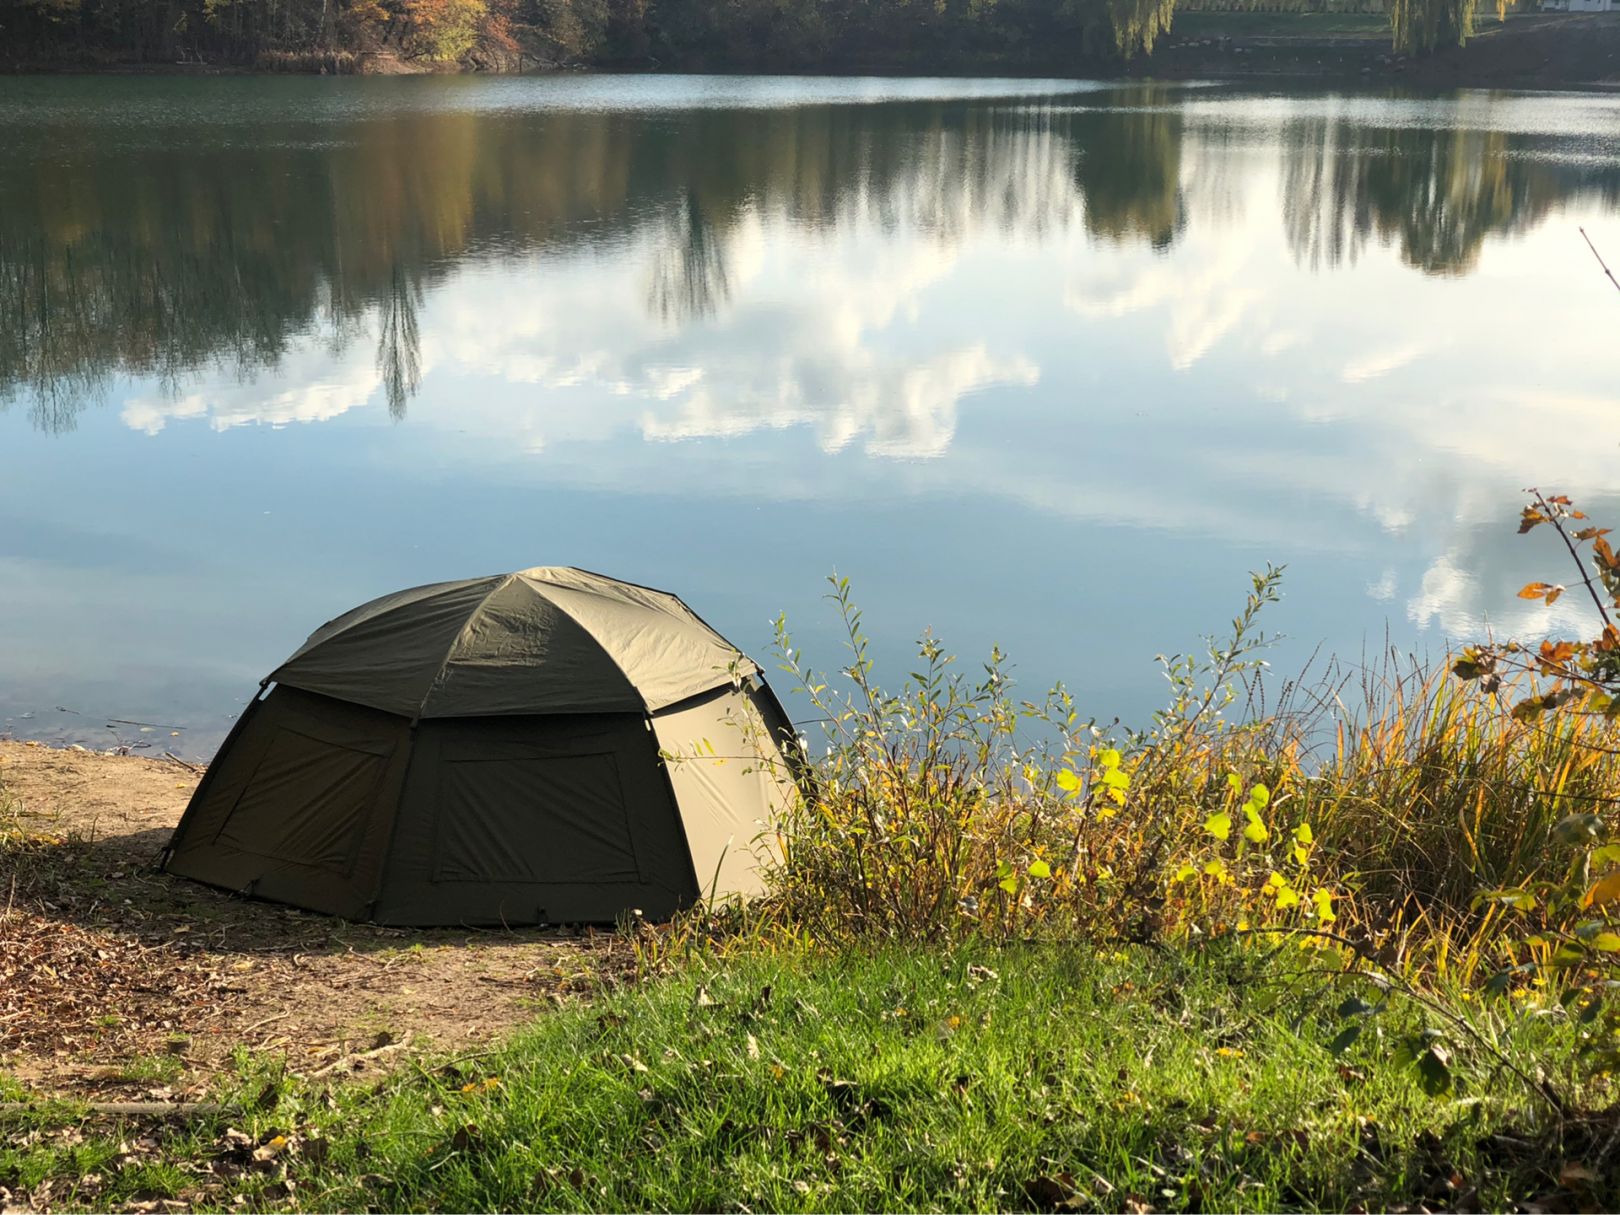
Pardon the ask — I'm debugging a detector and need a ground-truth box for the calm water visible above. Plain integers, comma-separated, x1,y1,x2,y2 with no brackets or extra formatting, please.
3,75,1619,756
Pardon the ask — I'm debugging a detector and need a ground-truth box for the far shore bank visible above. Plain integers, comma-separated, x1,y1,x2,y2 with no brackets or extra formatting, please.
6,12,1619,93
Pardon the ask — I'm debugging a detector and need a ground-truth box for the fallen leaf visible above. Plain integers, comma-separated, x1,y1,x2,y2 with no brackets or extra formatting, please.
1559,1162,1597,1188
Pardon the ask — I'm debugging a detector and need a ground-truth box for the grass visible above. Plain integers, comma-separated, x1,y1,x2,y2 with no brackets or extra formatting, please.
1170,11,1393,38
0,943,1603,1213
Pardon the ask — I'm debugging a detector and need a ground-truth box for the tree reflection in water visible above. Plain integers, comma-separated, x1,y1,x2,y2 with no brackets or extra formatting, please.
2,86,1616,430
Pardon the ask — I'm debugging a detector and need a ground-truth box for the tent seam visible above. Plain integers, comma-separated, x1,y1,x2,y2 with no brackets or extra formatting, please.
414,574,517,723
531,568,754,710
515,574,653,715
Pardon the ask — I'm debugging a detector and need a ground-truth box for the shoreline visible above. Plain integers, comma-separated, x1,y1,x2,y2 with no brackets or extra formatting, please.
6,14,1618,92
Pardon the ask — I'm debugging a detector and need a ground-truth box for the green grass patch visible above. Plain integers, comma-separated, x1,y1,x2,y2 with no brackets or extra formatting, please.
1171,11,1391,36
2,944,1603,1212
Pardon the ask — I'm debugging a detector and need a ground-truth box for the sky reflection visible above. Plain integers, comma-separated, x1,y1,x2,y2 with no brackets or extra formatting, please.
2,77,1618,754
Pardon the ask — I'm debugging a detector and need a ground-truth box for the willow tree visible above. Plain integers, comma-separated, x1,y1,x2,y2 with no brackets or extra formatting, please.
1106,0,1177,56
1389,0,1506,53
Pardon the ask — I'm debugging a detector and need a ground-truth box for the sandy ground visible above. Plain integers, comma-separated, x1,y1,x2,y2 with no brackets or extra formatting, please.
0,741,627,1101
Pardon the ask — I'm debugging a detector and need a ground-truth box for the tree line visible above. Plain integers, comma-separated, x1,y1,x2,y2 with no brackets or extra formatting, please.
4,0,1498,70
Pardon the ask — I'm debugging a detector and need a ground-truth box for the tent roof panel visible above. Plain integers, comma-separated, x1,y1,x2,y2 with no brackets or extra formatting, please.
269,567,755,719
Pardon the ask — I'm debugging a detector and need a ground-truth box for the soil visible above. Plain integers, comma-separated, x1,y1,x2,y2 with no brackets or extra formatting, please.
0,742,628,1103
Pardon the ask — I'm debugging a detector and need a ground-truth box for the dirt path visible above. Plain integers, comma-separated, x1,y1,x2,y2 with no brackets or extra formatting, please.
0,742,627,1101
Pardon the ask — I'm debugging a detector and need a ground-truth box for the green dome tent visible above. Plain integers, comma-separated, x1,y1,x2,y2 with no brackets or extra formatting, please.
162,568,800,926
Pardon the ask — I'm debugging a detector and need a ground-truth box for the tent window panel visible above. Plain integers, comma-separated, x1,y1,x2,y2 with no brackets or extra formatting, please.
433,752,642,884
215,726,388,874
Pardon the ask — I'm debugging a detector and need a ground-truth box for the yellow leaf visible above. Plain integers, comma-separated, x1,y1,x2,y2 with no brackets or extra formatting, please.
1173,863,1197,883
1276,888,1300,910
1203,859,1229,881
1243,806,1268,843
1055,768,1082,794
1581,870,1620,909
1311,888,1336,924
1099,748,1122,769
1293,823,1313,845
1204,812,1232,841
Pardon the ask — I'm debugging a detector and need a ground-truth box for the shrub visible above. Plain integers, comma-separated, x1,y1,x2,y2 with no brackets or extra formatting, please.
760,565,1620,981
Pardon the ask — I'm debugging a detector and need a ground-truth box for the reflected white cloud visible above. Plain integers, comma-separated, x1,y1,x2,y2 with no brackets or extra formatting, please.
122,345,381,435
1065,232,1264,371
1341,342,1426,384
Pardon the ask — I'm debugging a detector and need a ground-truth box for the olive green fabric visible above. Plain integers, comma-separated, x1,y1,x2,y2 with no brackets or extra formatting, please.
165,688,700,925
165,568,796,926
271,567,757,719
372,713,698,925
163,686,413,919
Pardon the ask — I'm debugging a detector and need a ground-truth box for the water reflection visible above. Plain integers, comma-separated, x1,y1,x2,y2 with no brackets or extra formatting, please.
647,191,732,324
378,264,424,421
1281,118,1620,274
6,85,1617,429
3,79,1620,752
1074,96,1185,249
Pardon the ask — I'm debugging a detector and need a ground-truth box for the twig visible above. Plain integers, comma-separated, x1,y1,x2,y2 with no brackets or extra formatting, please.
237,1012,289,1034
1580,227,1620,296
1530,487,1615,632
304,1035,411,1078
0,1101,228,1117
162,751,203,774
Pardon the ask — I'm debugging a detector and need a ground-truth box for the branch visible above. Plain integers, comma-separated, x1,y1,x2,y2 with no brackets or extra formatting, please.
1530,488,1615,633
1580,227,1620,296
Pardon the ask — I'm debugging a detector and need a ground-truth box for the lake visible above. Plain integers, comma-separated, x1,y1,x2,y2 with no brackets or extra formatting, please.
2,74,1618,757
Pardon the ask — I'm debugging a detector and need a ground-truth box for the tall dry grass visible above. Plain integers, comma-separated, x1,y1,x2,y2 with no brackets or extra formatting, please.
758,573,1620,981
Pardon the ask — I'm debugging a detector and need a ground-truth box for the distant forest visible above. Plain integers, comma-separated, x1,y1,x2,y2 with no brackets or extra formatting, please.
4,0,1491,71
4,0,1177,70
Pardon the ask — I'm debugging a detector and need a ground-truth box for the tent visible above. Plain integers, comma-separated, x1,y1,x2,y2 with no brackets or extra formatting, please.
162,568,800,925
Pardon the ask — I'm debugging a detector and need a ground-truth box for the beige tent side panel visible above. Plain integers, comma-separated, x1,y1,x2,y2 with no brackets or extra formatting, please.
652,686,797,901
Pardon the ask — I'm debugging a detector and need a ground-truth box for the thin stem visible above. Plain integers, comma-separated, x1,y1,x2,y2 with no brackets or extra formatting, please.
1532,488,1615,632
1580,227,1620,296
